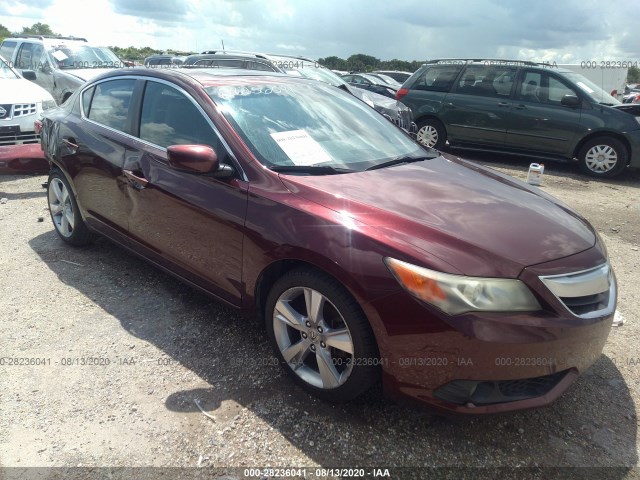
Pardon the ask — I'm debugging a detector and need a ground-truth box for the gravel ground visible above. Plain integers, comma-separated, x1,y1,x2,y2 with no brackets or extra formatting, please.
1,155,639,479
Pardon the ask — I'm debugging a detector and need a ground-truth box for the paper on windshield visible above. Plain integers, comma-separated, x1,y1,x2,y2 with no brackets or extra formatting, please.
51,50,68,61
270,130,333,166
576,81,595,94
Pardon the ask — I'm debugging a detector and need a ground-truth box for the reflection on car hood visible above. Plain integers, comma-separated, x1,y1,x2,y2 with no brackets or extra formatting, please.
280,154,595,278
61,68,118,82
0,78,53,104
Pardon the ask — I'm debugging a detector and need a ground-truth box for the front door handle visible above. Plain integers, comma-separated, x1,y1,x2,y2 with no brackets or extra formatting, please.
515,104,527,110
123,169,149,190
497,102,510,107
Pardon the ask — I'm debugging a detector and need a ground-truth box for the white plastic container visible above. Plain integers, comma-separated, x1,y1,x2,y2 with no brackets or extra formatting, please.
527,163,544,185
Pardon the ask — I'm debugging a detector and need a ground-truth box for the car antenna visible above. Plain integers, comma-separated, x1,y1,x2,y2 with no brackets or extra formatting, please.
221,39,225,52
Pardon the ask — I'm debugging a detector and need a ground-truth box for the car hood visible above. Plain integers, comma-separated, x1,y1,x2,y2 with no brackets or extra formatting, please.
60,68,117,82
350,87,405,110
613,103,640,116
0,78,53,104
279,154,596,278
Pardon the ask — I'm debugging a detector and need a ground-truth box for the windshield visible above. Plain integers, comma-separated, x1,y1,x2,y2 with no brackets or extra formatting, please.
564,72,621,105
47,45,121,69
206,81,427,171
0,57,19,79
372,73,401,87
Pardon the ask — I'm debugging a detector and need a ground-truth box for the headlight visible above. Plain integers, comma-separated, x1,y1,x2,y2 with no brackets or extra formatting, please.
635,116,640,126
384,258,541,315
42,99,57,111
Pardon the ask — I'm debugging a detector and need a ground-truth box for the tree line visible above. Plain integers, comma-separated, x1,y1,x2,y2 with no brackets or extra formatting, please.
2,22,639,81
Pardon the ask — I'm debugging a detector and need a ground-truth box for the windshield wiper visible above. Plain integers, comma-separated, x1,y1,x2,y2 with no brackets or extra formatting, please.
270,165,355,175
365,155,434,171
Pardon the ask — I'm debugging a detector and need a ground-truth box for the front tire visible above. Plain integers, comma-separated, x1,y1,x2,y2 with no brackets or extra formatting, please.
416,118,447,149
47,169,96,246
578,136,628,178
265,268,379,402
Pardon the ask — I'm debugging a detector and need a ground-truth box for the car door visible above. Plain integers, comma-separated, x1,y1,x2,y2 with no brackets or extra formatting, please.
439,64,517,147
124,79,248,305
504,69,583,156
60,77,139,242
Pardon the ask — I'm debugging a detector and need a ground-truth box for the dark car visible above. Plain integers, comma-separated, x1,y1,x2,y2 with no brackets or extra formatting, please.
39,68,615,413
144,55,186,67
397,59,640,178
183,52,277,71
373,70,413,83
342,73,398,98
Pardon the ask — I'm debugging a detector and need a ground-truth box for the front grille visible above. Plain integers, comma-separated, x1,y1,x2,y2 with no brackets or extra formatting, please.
0,104,37,120
540,263,615,318
434,370,569,405
12,103,37,118
0,131,40,146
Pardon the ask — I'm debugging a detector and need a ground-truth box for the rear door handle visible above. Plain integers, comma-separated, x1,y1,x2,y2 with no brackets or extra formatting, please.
515,104,527,110
123,169,149,190
497,102,510,107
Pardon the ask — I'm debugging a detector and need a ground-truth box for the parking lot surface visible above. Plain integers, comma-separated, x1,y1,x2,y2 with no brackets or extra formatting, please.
1,155,639,478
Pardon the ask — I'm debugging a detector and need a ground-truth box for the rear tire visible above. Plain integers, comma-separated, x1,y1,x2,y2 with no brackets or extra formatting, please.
578,136,628,178
416,118,447,150
47,169,97,246
265,268,380,403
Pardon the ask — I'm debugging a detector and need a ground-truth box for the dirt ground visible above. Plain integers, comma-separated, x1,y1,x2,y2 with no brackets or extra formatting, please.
1,154,639,479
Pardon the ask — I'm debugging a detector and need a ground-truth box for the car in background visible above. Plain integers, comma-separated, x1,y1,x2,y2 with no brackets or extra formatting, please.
0,35,123,105
40,67,615,414
0,54,52,172
397,59,640,178
342,73,398,98
1,54,56,146
184,51,413,130
183,52,276,71
372,70,413,83
144,55,186,67
368,72,402,88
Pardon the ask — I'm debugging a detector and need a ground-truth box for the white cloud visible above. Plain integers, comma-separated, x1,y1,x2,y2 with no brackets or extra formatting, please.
1,0,638,62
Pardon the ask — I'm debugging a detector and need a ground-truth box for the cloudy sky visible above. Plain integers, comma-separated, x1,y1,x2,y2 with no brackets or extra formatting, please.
1,0,639,63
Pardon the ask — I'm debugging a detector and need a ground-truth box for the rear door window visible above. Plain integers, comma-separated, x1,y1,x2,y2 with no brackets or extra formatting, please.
453,65,516,97
86,79,136,132
411,65,463,92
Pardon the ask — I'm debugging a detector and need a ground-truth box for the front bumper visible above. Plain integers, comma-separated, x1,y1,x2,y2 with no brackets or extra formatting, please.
365,247,615,414
0,144,48,174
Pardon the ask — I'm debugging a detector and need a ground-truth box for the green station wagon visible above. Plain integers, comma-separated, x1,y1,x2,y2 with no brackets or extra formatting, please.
396,59,640,178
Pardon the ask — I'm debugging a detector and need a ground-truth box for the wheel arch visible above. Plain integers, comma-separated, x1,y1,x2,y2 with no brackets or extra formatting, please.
573,131,631,165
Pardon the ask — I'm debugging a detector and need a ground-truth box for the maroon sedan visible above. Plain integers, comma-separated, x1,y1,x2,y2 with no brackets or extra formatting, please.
39,68,616,413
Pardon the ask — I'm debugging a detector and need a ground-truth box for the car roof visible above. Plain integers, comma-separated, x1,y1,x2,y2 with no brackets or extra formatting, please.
95,66,295,87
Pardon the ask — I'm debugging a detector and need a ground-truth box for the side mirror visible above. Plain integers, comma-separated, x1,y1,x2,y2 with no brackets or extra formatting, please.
561,94,580,108
166,145,233,178
22,70,37,81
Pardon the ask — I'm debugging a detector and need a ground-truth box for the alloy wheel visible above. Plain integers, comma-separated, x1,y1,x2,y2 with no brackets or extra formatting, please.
272,286,354,390
48,178,75,238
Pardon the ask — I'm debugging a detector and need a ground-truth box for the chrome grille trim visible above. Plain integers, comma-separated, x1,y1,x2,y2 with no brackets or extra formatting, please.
13,103,37,118
540,263,615,319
